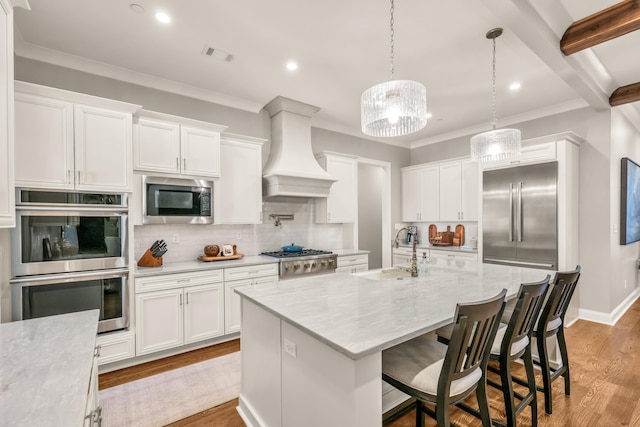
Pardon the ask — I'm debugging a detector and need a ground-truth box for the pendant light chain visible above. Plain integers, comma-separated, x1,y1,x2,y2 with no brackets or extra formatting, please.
491,36,497,130
389,0,395,81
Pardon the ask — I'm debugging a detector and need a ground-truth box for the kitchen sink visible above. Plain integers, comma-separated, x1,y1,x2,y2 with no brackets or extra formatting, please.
354,268,413,280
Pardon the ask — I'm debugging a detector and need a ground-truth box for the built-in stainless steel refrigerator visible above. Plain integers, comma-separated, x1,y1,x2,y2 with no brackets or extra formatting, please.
482,161,558,270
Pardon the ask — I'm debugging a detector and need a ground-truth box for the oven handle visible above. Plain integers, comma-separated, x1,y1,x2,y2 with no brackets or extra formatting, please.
10,268,129,286
16,205,128,214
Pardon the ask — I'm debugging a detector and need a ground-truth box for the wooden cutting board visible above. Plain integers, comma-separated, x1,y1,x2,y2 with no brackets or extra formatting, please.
197,253,245,262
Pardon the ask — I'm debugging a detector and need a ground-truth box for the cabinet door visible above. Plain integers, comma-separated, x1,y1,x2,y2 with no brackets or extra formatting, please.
401,169,421,221
225,278,253,334
460,161,479,220
218,139,262,224
325,156,357,223
439,162,462,221
184,283,224,344
134,117,180,174
0,5,13,227
420,166,440,221
180,126,221,178
135,289,183,355
74,104,133,192
14,93,74,190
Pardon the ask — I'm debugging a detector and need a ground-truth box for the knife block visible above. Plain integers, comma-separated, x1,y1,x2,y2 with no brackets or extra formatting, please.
137,248,163,267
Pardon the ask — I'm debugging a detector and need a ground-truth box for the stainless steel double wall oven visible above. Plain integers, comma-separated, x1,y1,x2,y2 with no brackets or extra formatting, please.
11,190,129,333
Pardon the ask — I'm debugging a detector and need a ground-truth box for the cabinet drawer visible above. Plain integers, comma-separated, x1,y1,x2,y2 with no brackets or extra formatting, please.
136,269,224,293
224,263,279,281
96,331,135,365
337,254,368,267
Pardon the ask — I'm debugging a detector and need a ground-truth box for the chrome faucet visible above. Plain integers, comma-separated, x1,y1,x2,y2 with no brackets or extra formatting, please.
393,227,418,277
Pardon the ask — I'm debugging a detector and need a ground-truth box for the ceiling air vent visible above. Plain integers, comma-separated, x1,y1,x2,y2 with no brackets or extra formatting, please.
201,45,233,62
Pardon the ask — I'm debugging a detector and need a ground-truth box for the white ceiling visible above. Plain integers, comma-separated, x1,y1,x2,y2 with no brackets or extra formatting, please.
12,0,640,148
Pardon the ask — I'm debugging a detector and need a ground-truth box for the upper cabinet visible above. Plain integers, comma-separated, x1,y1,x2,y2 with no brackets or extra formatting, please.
133,110,227,179
14,82,141,193
401,165,439,222
401,159,479,222
0,0,18,228
215,133,266,224
439,160,479,221
314,152,358,223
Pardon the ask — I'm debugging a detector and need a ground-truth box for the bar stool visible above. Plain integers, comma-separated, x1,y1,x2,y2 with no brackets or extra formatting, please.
436,277,550,427
382,289,506,427
531,266,581,415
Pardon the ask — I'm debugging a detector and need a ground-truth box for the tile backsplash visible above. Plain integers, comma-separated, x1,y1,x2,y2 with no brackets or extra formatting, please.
134,200,345,263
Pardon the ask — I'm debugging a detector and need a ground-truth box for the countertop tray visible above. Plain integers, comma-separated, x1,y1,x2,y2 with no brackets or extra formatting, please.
197,253,245,262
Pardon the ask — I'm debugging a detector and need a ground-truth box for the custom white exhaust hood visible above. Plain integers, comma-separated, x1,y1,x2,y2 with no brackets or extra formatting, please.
262,96,336,199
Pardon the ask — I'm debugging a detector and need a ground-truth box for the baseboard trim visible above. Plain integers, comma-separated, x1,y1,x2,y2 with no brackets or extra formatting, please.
579,288,640,326
237,394,266,427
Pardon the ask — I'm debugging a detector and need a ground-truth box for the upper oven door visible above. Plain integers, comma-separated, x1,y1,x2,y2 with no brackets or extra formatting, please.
11,207,128,277
142,175,212,224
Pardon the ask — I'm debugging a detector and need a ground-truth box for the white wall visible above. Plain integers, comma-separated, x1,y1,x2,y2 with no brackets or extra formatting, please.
358,164,383,269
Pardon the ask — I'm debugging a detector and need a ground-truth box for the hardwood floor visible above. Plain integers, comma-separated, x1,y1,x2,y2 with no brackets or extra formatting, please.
99,299,640,426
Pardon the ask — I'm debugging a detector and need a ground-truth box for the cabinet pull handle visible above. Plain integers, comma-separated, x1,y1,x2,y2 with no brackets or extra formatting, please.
94,345,101,357
67,169,71,184
328,212,331,222
176,157,180,170
179,294,183,305
77,170,81,184
185,293,189,304
183,158,187,171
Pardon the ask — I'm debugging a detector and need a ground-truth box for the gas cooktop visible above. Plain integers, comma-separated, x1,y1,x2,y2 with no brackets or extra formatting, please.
260,249,333,259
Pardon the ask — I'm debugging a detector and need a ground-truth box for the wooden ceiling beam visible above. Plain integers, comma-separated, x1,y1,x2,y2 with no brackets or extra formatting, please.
610,82,640,106
560,0,640,55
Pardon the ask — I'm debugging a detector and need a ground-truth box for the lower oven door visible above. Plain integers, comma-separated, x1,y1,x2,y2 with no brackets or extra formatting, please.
11,268,129,334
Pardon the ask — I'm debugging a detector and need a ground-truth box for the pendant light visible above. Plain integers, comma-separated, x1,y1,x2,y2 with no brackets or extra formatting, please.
361,0,427,137
470,28,521,163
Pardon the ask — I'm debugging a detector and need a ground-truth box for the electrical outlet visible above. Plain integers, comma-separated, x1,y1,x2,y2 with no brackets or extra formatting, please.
236,232,242,240
284,338,297,358
172,233,179,244
613,224,618,234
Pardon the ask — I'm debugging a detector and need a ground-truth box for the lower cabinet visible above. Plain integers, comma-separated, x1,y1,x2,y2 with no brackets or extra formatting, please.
428,249,478,266
392,247,415,266
84,350,101,426
96,330,135,366
135,272,224,356
224,264,279,334
336,254,369,273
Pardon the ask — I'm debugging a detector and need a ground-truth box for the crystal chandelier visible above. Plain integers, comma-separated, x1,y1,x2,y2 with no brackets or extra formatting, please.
361,0,427,137
470,28,521,163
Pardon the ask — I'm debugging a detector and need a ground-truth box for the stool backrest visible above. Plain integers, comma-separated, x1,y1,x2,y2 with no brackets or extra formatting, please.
440,289,506,396
540,266,581,333
501,276,551,356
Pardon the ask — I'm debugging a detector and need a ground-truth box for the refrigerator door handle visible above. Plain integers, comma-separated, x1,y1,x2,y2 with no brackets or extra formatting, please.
517,182,523,242
509,183,514,242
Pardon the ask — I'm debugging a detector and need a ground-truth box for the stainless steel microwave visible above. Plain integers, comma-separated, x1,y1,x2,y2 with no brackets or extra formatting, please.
143,176,213,224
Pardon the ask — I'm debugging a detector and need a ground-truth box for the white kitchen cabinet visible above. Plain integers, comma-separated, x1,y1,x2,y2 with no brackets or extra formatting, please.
401,165,438,222
135,270,225,356
439,160,479,221
392,247,415,266
224,263,279,334
428,249,478,267
0,0,16,228
336,253,368,273
84,349,100,427
216,133,266,224
95,330,136,366
314,152,358,223
134,110,227,178
14,82,140,192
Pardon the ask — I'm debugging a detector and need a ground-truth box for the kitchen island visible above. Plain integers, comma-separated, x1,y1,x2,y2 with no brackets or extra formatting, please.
235,260,553,427
0,310,99,426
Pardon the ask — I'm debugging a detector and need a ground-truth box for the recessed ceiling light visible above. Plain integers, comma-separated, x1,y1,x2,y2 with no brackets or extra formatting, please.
286,61,298,71
509,82,521,91
155,11,171,23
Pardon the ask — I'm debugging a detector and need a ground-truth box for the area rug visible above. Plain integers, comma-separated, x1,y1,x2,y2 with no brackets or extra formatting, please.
100,351,241,427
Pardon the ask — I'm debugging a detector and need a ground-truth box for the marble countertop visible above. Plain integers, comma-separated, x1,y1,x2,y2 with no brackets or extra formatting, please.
396,243,478,253
135,255,280,277
235,262,553,360
0,310,99,426
135,249,368,277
